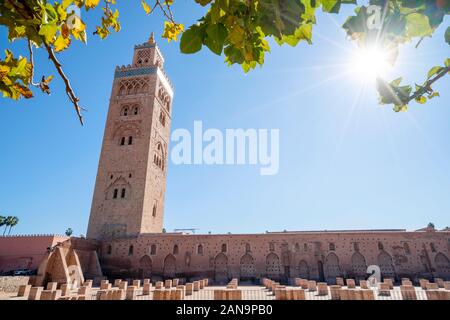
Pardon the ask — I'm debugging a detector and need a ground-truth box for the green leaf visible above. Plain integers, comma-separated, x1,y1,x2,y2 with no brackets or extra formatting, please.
415,95,426,104
204,23,227,55
180,25,203,54
405,13,433,38
39,24,58,43
427,66,444,79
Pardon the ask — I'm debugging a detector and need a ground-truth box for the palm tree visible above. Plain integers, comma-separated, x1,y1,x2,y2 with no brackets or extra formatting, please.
7,216,19,235
0,216,5,236
2,216,12,236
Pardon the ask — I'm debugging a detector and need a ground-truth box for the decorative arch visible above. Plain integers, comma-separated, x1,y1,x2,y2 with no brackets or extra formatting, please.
214,253,228,284
351,252,367,279
325,252,341,281
112,121,142,142
163,254,176,278
298,260,309,279
154,141,166,171
435,252,450,278
377,250,395,279
105,176,131,200
139,255,152,278
240,254,256,280
265,252,281,279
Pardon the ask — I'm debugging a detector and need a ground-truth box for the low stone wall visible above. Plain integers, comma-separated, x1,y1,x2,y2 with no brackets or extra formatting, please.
0,276,30,293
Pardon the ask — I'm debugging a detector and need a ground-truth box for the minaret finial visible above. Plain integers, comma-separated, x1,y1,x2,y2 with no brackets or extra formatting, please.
148,32,155,44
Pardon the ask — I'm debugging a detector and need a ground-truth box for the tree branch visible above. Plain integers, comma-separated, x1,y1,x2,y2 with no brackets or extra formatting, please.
408,65,450,103
44,43,84,125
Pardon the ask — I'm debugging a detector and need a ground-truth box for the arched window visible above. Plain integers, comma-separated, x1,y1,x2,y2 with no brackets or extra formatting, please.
430,243,437,252
269,242,275,252
133,106,139,115
128,245,134,256
197,244,203,255
378,242,384,250
113,188,118,199
403,242,411,255
354,242,360,252
152,205,157,217
107,245,112,255
303,243,308,251
329,243,336,251
120,137,125,146
295,243,300,252
245,243,251,253
128,136,133,145
150,244,157,255
173,245,179,255
121,188,126,198
122,107,128,116
221,243,227,253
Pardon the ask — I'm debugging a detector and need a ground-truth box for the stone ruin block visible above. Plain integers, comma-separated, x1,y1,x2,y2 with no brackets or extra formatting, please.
155,281,163,289
330,285,341,300
434,278,444,288
193,281,200,291
143,283,152,295
384,278,394,289
111,289,126,300
164,279,172,289
153,289,163,300
29,287,44,300
185,283,193,296
143,278,151,285
163,289,171,300
294,278,302,286
40,289,62,301
339,289,350,300
101,279,109,285
346,279,356,289
291,289,306,300
172,279,179,287
126,286,137,300
17,285,32,298
347,289,363,300
60,284,70,296
444,281,450,290
199,280,205,289
400,285,417,300
359,280,368,289
96,290,106,300
378,283,391,296
78,286,91,296
131,280,140,288
204,278,209,286
100,283,112,290
299,279,309,289
419,279,429,290
361,290,375,300
46,282,58,291
402,280,413,286
114,279,122,287
176,286,185,300
214,289,227,300
336,277,345,287
317,282,328,296
83,280,93,288
426,283,439,290
307,280,317,292
119,281,128,291
226,290,242,300
425,290,441,301
274,288,287,300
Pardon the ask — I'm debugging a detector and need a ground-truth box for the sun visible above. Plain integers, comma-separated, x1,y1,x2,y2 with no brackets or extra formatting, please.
352,45,392,80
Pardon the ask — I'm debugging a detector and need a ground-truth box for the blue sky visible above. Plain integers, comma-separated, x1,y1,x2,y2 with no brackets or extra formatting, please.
0,3,449,236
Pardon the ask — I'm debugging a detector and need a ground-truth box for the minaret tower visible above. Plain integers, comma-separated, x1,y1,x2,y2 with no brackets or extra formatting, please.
87,34,173,239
